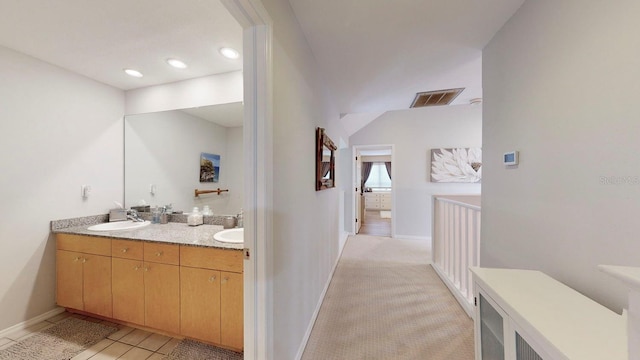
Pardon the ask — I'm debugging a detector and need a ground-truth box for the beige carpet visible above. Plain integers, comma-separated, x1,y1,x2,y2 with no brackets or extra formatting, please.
302,235,474,360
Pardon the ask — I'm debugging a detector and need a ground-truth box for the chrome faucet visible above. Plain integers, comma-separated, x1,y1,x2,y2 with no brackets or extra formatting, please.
127,209,144,222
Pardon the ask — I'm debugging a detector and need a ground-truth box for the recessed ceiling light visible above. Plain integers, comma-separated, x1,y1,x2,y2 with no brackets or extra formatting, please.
124,68,143,78
219,47,240,59
166,58,188,69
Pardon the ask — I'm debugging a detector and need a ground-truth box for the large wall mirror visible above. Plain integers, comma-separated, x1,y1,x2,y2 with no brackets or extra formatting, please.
316,127,337,191
124,102,243,215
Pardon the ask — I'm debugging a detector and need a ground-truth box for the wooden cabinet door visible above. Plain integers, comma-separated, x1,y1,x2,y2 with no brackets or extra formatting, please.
56,250,84,310
180,267,221,343
112,257,144,325
144,262,180,334
221,271,243,349
83,254,112,318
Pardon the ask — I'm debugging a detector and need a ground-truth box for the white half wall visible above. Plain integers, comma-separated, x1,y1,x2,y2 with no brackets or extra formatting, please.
482,0,640,312
350,105,482,239
0,45,124,330
124,111,243,215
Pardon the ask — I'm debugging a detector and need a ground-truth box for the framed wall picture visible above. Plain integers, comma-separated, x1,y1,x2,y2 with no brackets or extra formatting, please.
430,148,482,183
316,127,337,191
200,152,220,183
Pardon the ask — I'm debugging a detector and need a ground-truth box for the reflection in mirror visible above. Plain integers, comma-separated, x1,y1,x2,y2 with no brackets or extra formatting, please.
124,102,243,215
322,148,332,180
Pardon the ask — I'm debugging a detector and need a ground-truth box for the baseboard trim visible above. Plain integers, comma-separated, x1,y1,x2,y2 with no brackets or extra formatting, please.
432,264,474,319
295,239,347,360
0,307,65,338
339,231,349,252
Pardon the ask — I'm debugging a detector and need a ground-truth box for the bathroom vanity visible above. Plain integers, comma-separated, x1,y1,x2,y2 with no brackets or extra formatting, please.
53,221,244,351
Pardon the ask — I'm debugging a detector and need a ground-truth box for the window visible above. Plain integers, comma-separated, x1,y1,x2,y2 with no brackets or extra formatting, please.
365,162,391,188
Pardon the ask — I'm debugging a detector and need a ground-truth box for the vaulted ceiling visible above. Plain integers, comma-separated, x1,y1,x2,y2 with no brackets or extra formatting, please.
288,0,525,118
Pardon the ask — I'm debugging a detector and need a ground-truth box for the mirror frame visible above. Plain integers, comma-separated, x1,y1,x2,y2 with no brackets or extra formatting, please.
316,127,337,191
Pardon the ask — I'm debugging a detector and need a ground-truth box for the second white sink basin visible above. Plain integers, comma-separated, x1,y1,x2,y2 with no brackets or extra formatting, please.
88,220,151,232
214,228,244,243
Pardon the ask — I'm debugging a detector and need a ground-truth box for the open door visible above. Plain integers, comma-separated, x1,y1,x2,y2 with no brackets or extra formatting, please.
355,151,362,233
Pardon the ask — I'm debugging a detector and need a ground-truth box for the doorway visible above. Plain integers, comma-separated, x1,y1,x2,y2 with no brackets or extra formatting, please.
352,145,395,238
221,0,272,359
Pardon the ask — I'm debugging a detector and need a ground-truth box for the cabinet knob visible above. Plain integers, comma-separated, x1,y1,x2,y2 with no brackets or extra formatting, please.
208,276,217,283
134,265,140,271
144,267,149,272
121,248,128,253
155,251,163,257
82,258,87,263
73,257,80,262
222,276,229,284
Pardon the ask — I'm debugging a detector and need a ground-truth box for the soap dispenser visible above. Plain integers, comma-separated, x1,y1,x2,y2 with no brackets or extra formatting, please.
236,208,244,228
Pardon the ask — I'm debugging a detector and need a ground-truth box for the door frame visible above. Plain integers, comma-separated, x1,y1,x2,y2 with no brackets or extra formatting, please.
351,144,396,237
221,1,272,359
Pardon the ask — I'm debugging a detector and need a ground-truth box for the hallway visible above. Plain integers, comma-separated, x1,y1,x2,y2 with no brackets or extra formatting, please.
301,235,474,359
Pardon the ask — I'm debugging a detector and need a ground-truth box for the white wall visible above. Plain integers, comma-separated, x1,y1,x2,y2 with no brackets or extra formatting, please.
124,71,243,115
224,126,244,215
350,105,482,239
260,0,348,358
124,111,243,215
0,46,124,330
337,140,354,238
482,0,640,312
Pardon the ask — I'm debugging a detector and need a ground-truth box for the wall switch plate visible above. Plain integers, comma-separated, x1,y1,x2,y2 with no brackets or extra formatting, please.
81,185,92,199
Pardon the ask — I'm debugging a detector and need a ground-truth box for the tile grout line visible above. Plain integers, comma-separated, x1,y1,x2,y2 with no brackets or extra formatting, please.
1,312,183,360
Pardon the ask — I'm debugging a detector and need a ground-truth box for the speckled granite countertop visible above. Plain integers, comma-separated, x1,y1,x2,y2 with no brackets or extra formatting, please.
53,217,243,250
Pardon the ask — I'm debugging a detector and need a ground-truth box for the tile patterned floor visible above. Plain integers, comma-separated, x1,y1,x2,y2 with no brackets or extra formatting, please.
0,311,182,360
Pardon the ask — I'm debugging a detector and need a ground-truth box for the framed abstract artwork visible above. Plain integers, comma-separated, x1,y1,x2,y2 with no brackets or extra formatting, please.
430,148,482,183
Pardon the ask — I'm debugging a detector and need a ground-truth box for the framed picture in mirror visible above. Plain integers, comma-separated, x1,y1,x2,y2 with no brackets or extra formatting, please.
200,152,220,183
316,127,337,191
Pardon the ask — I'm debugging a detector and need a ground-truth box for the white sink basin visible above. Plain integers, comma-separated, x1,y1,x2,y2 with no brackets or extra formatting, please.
214,228,244,243
88,220,151,232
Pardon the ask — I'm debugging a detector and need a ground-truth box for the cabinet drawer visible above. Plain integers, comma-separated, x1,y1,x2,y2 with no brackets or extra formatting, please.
181,246,243,273
144,243,179,265
57,234,111,256
112,239,143,260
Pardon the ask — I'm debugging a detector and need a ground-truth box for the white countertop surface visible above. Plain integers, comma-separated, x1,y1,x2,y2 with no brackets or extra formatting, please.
599,265,640,292
471,267,627,360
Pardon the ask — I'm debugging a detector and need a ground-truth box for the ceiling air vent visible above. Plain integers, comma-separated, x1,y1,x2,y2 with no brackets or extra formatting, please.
410,88,465,108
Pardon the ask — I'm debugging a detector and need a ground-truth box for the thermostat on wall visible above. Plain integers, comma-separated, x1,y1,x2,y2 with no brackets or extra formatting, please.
503,151,519,166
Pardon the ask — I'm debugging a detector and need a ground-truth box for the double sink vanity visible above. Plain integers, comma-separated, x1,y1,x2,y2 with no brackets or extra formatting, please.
52,216,245,351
